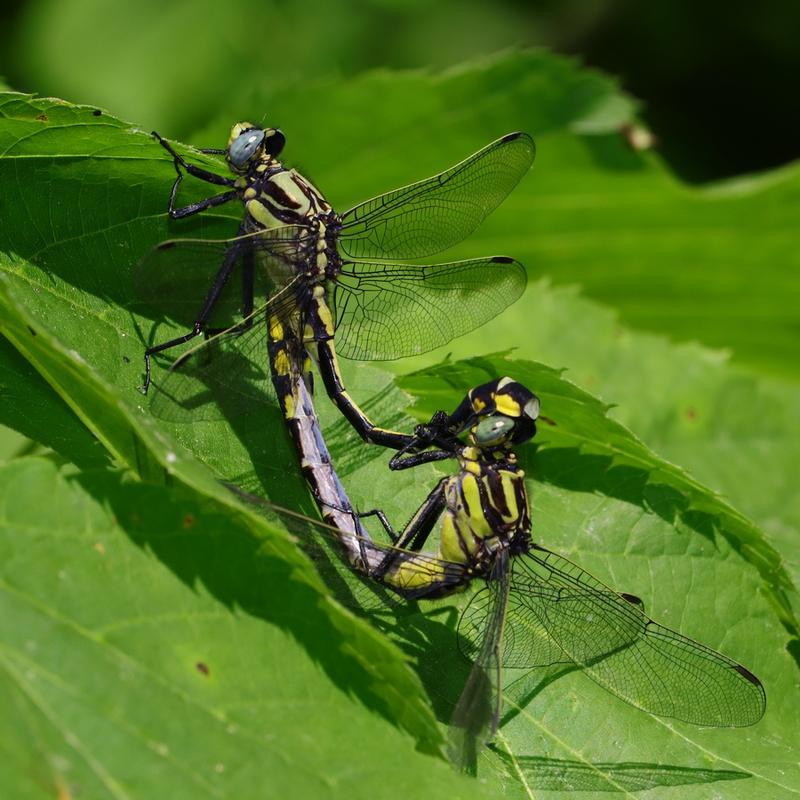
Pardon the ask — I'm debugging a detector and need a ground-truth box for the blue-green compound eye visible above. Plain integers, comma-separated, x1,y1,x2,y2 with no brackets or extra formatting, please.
229,129,265,167
474,415,515,445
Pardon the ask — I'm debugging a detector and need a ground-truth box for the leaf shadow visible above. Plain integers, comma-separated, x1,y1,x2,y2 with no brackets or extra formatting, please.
71,468,445,753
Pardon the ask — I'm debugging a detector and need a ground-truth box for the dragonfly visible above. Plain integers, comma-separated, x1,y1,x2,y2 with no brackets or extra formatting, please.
136,122,534,450
322,376,766,772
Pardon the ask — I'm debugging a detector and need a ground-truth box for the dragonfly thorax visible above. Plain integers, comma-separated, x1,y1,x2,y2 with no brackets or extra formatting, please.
439,453,530,569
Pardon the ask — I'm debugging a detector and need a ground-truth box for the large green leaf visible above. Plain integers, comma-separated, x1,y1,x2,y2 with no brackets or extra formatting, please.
0,457,487,800
0,259,448,757
0,50,798,798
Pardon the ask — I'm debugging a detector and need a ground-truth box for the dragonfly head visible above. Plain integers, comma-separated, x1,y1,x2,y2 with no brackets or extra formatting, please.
227,122,286,172
463,377,540,449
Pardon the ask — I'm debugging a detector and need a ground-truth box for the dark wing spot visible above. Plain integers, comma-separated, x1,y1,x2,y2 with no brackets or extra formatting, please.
500,132,522,143
491,256,514,264
92,109,102,116
157,241,178,251
734,664,762,686
621,592,644,607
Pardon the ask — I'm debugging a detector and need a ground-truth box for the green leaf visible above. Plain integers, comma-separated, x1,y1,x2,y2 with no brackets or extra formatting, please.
0,457,485,800
0,336,108,468
0,258,446,758
0,49,798,798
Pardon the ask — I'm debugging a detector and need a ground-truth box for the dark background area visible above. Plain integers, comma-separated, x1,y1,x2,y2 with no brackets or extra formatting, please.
0,0,796,184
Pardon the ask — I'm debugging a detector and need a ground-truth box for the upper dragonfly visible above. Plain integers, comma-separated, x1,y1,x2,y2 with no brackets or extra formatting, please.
136,123,534,449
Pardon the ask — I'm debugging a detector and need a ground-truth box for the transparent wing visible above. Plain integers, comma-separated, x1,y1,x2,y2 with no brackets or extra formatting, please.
506,544,766,727
331,256,527,361
339,132,535,260
146,282,302,423
134,225,313,328
449,550,510,773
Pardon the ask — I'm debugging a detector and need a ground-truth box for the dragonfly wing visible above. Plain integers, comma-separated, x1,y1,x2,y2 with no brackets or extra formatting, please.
134,225,312,328
339,132,535,260
449,550,511,773
510,545,766,727
332,257,526,361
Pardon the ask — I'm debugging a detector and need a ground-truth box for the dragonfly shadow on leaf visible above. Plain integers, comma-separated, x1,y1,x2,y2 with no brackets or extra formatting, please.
144,330,310,505
488,746,750,793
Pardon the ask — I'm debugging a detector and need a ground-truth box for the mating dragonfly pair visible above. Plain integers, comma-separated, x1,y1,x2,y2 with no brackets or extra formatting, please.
137,122,765,771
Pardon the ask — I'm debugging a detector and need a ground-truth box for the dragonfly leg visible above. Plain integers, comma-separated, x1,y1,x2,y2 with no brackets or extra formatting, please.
152,131,236,187
152,131,237,218
199,248,255,340
375,478,447,577
141,235,246,393
166,188,239,220
142,323,204,392
241,242,255,317
389,448,453,471
388,412,461,470
354,508,399,542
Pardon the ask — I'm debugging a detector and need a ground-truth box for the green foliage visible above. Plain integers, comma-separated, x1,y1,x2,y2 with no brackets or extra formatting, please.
1,51,798,798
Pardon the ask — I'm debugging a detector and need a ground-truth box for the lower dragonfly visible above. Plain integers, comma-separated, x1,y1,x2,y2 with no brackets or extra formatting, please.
333,377,765,770
225,374,767,771
136,121,533,451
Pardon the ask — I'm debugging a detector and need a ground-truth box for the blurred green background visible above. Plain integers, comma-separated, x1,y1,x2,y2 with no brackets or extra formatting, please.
1,0,798,184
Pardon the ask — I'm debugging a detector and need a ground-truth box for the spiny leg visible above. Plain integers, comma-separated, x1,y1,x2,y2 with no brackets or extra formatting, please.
142,232,250,392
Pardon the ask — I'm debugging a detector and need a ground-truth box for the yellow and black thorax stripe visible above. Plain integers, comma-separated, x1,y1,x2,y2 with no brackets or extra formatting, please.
438,447,531,568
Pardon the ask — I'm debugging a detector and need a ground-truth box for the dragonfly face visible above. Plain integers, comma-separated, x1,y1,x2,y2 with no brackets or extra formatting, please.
226,122,286,172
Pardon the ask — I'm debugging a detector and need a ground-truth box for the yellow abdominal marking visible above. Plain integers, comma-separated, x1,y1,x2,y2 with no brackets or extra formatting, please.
439,513,469,563
315,299,335,335
497,472,519,520
273,349,290,376
385,557,446,590
268,317,284,341
461,473,492,540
